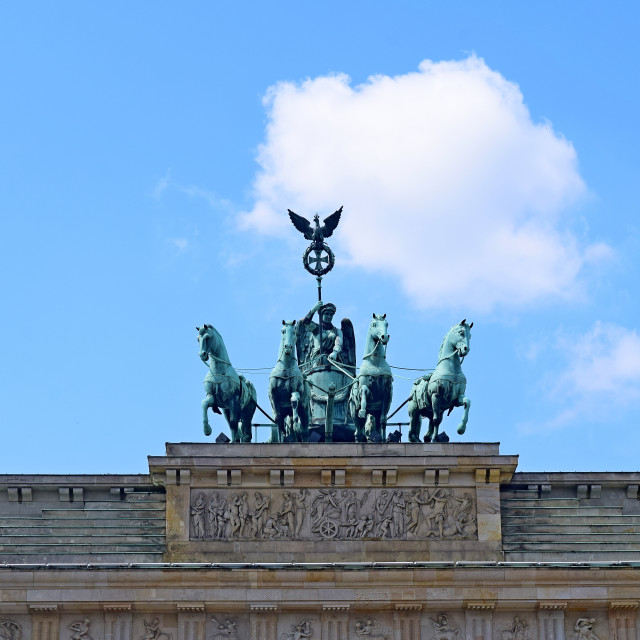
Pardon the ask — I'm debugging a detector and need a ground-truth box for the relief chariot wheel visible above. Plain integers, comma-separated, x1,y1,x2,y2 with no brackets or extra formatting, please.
318,518,339,539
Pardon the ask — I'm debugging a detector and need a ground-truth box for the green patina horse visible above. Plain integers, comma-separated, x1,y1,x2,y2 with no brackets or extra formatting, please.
197,324,257,442
348,314,393,443
408,319,473,443
269,320,311,442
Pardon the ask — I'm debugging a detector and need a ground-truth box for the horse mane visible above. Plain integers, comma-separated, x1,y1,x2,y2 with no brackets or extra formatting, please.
202,324,230,362
438,323,461,360
278,321,297,362
202,325,223,351
278,329,285,362
207,325,223,342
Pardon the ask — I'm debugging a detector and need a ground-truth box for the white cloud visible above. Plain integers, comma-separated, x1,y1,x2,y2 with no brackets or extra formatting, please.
152,171,232,212
519,322,640,433
241,56,611,312
170,238,188,252
179,185,232,211
153,169,171,200
555,322,640,398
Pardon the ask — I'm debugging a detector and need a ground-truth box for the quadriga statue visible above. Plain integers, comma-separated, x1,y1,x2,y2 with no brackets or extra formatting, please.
297,300,356,440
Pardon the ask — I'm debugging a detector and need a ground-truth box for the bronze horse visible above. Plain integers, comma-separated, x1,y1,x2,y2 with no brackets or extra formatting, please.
408,319,472,443
269,320,311,442
197,324,257,442
348,314,393,442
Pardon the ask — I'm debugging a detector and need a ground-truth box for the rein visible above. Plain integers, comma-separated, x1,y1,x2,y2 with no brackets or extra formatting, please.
436,340,467,366
327,356,356,381
362,337,388,360
205,352,233,367
200,334,232,367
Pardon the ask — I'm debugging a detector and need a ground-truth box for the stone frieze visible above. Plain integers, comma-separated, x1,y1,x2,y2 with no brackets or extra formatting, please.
189,487,477,541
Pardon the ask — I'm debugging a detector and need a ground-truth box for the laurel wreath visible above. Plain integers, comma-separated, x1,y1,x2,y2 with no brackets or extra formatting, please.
302,242,335,276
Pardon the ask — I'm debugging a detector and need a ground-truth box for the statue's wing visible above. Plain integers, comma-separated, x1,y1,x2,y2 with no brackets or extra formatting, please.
288,209,314,240
321,206,342,238
296,319,315,368
341,318,357,370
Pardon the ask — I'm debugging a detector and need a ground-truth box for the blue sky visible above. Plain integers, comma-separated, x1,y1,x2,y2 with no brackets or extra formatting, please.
1,2,639,473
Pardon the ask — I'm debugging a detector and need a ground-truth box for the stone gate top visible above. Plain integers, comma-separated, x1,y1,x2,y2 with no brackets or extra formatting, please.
149,442,518,563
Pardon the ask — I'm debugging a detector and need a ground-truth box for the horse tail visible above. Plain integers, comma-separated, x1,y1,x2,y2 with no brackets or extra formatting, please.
239,375,257,403
410,374,431,408
239,376,258,441
348,378,360,417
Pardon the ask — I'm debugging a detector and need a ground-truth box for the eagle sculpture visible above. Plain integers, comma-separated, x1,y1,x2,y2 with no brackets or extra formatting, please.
288,206,343,246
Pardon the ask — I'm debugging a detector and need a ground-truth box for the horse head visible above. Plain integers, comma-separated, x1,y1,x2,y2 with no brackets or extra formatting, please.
279,319,297,359
370,313,390,345
196,324,226,364
196,324,213,361
443,319,473,361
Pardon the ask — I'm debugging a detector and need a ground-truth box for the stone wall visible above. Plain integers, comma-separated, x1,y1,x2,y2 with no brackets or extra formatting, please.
0,474,165,563
0,565,638,639
502,472,640,561
1,443,640,640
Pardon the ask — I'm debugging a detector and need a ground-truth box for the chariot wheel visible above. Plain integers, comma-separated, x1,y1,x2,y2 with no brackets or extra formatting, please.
319,518,339,539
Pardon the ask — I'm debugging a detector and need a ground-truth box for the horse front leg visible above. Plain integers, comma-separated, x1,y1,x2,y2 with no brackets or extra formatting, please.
364,414,378,442
354,413,366,443
201,381,217,436
202,395,214,436
358,382,370,419
290,391,300,441
457,395,471,435
428,392,443,442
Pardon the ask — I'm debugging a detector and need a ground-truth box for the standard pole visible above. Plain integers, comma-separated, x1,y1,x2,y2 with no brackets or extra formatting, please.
316,275,323,365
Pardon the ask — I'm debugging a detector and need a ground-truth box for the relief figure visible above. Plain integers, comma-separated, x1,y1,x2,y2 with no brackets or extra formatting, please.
250,492,271,538
0,619,21,640
140,618,172,640
191,493,206,539
425,489,449,537
263,516,281,539
431,615,460,640
293,489,309,536
279,492,296,537
68,619,93,640
354,617,391,639
208,494,229,539
574,619,600,640
229,493,249,538
390,490,406,537
211,617,238,640
501,617,528,640
406,489,429,534
451,491,475,536
281,620,313,640
311,490,342,533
